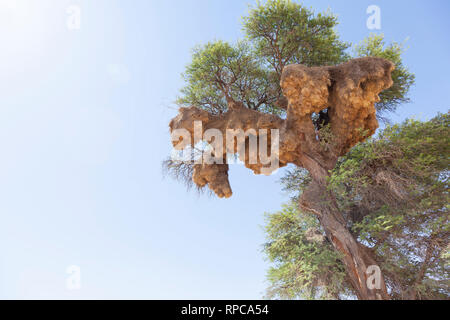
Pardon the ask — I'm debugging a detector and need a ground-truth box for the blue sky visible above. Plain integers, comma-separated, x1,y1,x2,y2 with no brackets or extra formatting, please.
0,0,448,299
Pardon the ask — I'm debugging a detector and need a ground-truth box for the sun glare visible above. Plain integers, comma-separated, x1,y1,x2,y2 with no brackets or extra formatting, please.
0,0,56,78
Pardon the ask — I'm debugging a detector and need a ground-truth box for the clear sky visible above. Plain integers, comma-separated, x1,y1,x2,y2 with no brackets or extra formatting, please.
0,0,448,299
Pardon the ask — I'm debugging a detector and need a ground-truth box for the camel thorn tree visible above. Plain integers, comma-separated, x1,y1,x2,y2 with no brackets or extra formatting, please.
165,0,416,300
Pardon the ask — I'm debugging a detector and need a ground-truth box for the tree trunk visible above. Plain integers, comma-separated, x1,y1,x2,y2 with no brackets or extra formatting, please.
320,203,389,300
299,160,390,300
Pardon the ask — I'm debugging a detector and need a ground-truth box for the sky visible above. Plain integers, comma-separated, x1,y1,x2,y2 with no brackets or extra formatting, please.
0,0,448,299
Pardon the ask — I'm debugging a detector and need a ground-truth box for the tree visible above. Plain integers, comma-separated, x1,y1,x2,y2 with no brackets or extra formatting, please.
165,0,415,299
266,114,449,300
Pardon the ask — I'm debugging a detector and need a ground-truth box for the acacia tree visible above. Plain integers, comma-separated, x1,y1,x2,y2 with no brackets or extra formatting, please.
165,0,415,299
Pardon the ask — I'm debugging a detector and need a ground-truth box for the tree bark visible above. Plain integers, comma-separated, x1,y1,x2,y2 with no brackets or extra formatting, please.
300,171,390,300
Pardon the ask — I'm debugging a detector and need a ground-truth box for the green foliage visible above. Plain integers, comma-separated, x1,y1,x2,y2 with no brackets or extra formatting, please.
279,166,311,201
263,202,351,299
177,41,276,114
354,34,415,117
273,114,449,299
243,0,349,75
327,113,449,299
178,0,412,117
329,113,449,214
